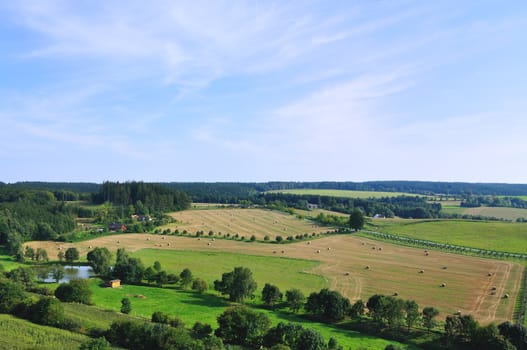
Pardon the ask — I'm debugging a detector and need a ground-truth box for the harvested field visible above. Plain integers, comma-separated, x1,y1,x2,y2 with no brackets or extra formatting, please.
162,208,332,240
27,233,522,324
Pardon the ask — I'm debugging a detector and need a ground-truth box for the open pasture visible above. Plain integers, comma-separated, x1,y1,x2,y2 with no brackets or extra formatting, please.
28,233,523,324
163,208,331,240
368,219,527,254
269,189,418,198
0,314,89,350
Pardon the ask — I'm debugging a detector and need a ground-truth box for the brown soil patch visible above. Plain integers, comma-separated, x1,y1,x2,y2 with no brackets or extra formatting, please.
26,233,522,323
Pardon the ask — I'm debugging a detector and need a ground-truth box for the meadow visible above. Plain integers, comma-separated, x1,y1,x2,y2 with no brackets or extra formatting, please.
0,314,89,350
367,218,527,254
438,201,527,220
162,207,331,240
27,232,522,324
269,189,419,198
88,278,415,350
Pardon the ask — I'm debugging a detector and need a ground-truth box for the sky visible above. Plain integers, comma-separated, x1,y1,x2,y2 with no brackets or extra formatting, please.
1,1,526,184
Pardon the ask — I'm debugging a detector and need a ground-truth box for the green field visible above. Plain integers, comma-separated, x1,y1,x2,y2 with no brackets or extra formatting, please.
0,314,89,350
269,189,419,198
438,202,527,220
367,219,527,253
89,279,415,350
135,249,327,294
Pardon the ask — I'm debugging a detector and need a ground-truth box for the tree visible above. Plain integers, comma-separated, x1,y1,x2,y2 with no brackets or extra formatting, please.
156,270,168,287
120,297,131,314
305,289,350,322
24,246,35,260
180,268,193,288
0,280,27,313
192,322,213,339
7,267,35,289
296,328,327,350
349,299,365,319
192,278,208,294
214,266,257,303
153,261,162,272
144,266,156,284
152,311,170,324
499,321,527,350
113,249,144,284
54,279,92,304
87,247,112,277
349,209,365,231
422,306,439,334
285,289,305,313
367,294,387,323
65,247,79,263
52,264,65,283
215,305,271,348
35,248,49,262
57,250,65,262
262,283,283,308
404,300,420,332
30,297,65,327
79,337,112,350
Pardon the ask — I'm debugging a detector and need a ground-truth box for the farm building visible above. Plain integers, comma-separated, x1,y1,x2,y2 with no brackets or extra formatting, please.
108,222,127,232
107,279,121,288
307,203,318,210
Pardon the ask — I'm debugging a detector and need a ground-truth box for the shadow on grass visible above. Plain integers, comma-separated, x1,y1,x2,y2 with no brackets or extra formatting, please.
178,290,231,308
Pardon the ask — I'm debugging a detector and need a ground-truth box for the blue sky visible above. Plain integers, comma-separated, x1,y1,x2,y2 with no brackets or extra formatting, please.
1,1,526,183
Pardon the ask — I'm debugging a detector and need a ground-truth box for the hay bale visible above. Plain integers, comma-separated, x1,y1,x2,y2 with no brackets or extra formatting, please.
372,246,376,250
442,266,447,270
378,247,382,251
440,283,446,287
281,250,285,254
207,242,211,246
425,252,429,256
273,251,276,254
504,293,510,299
491,286,497,291
307,241,311,245
316,250,321,253
393,292,398,296
419,270,424,274
197,238,201,241
365,265,370,270
487,272,493,276
344,272,350,276
327,247,331,251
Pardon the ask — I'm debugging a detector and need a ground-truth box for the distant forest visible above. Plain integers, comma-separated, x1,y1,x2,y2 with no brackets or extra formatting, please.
5,180,527,197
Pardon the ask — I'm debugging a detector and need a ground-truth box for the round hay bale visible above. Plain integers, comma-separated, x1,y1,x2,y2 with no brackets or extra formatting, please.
362,242,365,245
504,293,510,299
365,265,370,270
197,238,201,241
117,240,120,244
307,241,311,245
207,242,211,246
281,250,285,254
440,283,446,287
273,251,276,254
491,286,497,291
146,237,150,241
393,292,398,296
442,266,447,270
455,310,461,315
487,272,493,276
327,247,331,251
316,250,321,253
491,291,496,295
425,252,429,256
419,270,424,274
372,246,376,250
344,272,350,276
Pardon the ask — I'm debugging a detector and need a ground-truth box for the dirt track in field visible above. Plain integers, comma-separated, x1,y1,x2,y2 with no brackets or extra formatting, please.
27,233,522,323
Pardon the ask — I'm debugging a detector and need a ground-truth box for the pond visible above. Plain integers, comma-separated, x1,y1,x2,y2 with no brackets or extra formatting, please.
40,265,95,283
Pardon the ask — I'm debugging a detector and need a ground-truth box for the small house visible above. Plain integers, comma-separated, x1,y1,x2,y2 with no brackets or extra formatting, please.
108,222,127,232
107,279,121,288
307,203,318,210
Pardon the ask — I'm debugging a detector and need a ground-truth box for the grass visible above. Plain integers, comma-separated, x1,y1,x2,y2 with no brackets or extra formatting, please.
88,279,416,350
268,189,420,198
135,249,327,294
0,314,89,350
367,218,527,254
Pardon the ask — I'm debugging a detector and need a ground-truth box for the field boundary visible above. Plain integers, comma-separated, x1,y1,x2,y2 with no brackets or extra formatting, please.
515,268,527,324
359,230,527,261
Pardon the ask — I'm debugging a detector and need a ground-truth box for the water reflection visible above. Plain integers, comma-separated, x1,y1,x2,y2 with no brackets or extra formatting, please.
41,265,95,283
